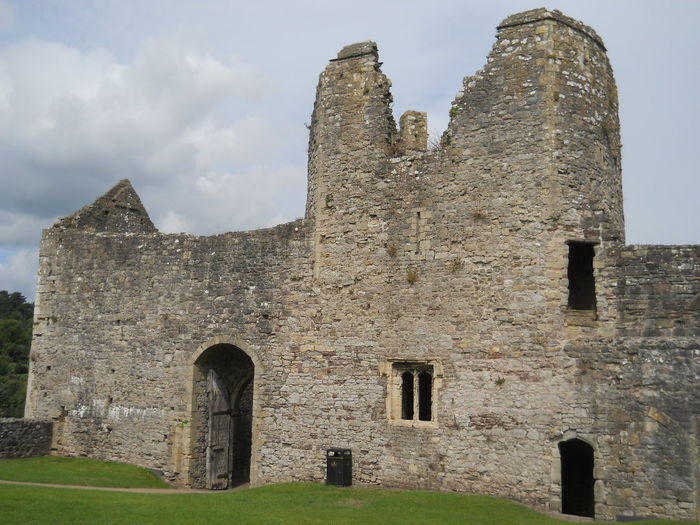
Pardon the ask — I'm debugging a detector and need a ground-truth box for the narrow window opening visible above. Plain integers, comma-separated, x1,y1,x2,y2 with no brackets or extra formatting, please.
418,371,432,421
415,212,421,254
401,371,414,420
567,242,596,310
559,438,595,518
392,363,436,424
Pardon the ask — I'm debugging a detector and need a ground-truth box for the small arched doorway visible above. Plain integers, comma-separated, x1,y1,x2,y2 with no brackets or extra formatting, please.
559,438,595,518
192,343,254,489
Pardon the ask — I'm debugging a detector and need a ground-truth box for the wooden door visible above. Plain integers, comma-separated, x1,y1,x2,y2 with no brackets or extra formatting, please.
206,369,232,489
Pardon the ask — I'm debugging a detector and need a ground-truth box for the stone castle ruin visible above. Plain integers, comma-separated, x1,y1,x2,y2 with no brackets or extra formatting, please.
23,8,698,522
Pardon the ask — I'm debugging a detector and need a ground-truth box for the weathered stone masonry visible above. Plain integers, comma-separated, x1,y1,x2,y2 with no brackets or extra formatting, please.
0,419,52,459
25,9,698,522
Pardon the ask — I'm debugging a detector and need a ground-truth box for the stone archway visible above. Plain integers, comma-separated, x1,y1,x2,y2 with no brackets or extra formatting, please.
559,438,595,518
191,343,255,489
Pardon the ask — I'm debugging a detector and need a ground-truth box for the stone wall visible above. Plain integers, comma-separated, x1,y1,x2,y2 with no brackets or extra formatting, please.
617,245,699,337
0,418,52,459
25,8,698,522
554,244,699,520
27,220,311,483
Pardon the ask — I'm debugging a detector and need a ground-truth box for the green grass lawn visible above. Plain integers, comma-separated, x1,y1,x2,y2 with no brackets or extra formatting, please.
0,456,171,488
0,457,691,525
0,482,691,525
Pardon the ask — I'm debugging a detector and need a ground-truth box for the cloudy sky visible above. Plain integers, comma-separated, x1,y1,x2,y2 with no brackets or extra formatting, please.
0,0,698,300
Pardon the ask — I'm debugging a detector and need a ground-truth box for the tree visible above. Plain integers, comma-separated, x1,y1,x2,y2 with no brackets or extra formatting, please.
0,291,34,321
0,291,33,417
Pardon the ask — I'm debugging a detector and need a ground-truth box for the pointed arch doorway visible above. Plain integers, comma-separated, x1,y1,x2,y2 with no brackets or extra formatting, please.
192,343,255,489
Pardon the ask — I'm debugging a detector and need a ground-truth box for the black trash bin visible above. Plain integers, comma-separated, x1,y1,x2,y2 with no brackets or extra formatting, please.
326,448,352,486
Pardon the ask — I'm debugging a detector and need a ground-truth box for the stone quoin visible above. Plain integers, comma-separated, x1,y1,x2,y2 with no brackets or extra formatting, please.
24,8,699,522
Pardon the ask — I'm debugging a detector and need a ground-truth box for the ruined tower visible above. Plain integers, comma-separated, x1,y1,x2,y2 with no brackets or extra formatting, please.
24,9,698,522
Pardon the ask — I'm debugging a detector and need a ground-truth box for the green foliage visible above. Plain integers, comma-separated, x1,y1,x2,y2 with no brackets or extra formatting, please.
0,481,689,525
0,456,171,489
0,319,32,363
0,290,33,417
0,374,27,416
0,291,33,321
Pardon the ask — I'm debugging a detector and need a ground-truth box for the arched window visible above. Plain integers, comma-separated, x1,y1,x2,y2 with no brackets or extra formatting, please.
401,371,414,420
418,371,432,421
390,363,435,424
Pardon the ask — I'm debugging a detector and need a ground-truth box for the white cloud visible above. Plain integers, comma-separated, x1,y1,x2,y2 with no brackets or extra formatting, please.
0,32,308,300
0,37,268,179
0,210,54,246
0,249,39,301
153,163,306,235
0,35,304,240
158,210,192,234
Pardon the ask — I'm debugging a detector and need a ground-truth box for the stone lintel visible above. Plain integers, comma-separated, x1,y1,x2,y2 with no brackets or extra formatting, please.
332,41,378,62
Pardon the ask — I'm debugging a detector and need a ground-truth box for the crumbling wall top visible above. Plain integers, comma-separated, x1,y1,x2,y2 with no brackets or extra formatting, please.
498,8,606,50
333,41,378,61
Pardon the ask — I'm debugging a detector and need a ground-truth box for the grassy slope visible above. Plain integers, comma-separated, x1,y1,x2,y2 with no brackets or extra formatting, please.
0,483,691,525
0,458,691,525
0,456,171,488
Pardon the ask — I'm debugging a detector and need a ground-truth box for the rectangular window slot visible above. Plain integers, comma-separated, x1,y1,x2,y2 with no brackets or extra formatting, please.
401,372,414,420
418,371,432,421
567,242,596,311
415,211,421,254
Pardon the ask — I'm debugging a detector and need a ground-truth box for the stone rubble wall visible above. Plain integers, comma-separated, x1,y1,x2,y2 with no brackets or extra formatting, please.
27,220,311,483
600,245,699,520
557,244,699,520
25,8,698,523
617,245,699,337
0,418,52,459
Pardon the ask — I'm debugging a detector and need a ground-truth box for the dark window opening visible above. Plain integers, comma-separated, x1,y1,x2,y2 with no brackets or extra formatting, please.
418,371,432,421
415,211,421,254
401,371,414,420
559,438,595,518
395,364,434,423
567,242,596,310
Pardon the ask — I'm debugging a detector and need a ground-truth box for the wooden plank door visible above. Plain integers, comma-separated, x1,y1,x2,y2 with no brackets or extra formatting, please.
206,369,232,489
